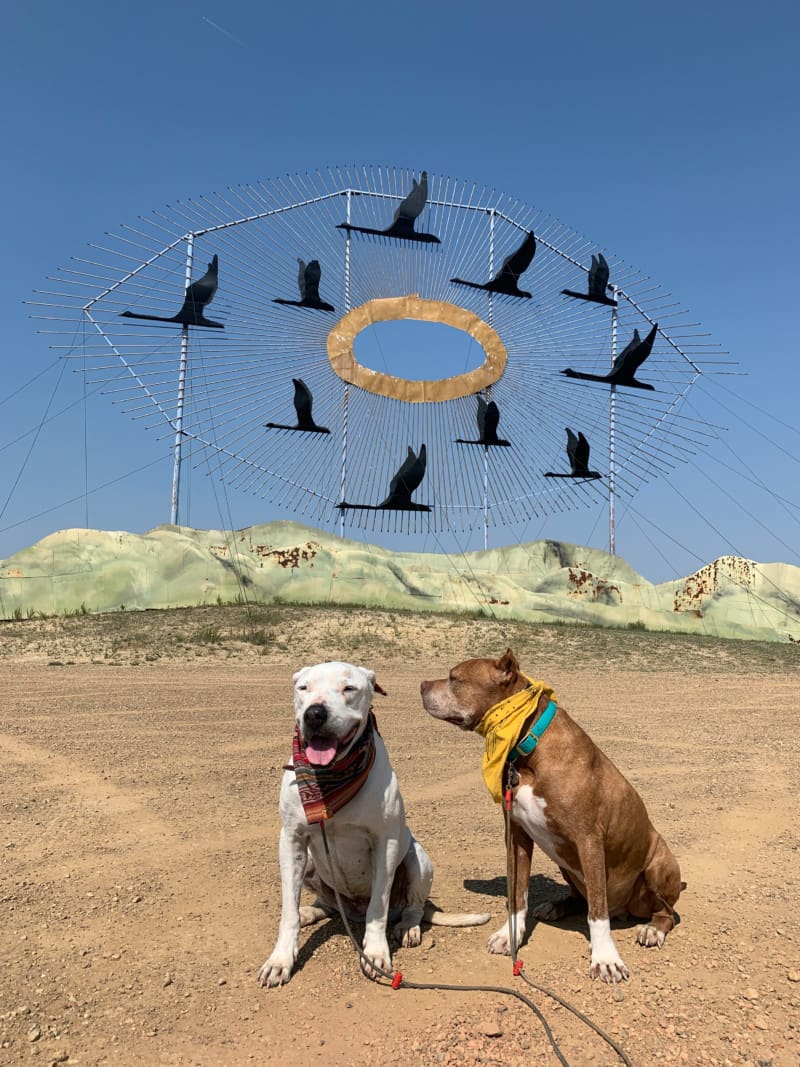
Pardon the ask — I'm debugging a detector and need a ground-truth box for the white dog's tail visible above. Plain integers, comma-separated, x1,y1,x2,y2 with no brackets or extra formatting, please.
423,901,491,927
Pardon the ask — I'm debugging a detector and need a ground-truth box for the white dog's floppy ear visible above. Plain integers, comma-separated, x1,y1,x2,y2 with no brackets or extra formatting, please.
362,668,388,697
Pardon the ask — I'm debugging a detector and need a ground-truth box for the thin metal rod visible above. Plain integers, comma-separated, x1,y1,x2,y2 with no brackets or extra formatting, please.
483,209,496,550
339,190,352,537
192,189,344,237
170,234,194,525
609,288,618,555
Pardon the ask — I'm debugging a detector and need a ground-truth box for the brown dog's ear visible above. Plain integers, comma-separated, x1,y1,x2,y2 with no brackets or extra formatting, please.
373,681,388,696
494,648,519,684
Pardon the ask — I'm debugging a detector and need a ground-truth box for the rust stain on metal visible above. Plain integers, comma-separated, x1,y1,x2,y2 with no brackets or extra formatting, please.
210,540,321,569
673,556,756,615
254,541,320,569
567,567,622,604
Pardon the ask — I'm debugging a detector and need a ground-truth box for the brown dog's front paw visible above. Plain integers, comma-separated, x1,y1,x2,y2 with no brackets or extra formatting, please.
488,932,512,955
635,923,666,948
488,917,523,956
589,957,630,983
588,918,629,983
589,959,630,983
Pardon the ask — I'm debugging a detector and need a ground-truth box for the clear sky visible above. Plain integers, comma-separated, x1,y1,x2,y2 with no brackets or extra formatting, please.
1,1,798,584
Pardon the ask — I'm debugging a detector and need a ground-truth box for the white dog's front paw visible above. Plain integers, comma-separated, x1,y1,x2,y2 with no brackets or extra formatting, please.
257,949,296,988
635,922,666,948
361,933,392,979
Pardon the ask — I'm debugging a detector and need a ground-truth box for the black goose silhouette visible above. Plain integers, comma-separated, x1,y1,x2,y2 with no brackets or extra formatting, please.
544,428,602,480
455,395,511,447
121,255,223,328
451,231,536,299
561,253,618,307
336,172,440,244
265,379,330,434
561,323,657,390
273,259,335,312
338,444,431,512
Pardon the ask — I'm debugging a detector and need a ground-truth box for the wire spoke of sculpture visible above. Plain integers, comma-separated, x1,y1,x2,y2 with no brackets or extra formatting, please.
31,165,727,535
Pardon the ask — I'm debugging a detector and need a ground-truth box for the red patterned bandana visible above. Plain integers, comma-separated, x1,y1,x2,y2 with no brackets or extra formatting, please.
291,713,378,824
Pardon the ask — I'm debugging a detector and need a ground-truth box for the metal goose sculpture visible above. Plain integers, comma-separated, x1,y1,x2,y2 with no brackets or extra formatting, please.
338,444,431,512
455,395,511,447
561,323,658,390
121,255,223,328
274,259,335,312
336,171,440,244
265,378,330,434
450,231,536,299
561,253,618,307
544,428,602,480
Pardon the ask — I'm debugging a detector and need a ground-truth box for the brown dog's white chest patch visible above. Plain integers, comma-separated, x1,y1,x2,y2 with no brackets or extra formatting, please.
513,785,576,874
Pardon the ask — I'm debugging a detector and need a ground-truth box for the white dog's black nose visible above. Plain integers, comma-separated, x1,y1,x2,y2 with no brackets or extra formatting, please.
303,703,328,730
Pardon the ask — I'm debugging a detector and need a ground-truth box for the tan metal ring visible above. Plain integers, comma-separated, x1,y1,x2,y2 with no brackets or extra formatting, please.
326,294,507,403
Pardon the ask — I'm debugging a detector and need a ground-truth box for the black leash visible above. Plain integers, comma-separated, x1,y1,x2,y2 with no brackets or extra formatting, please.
502,777,634,1067
318,821,633,1066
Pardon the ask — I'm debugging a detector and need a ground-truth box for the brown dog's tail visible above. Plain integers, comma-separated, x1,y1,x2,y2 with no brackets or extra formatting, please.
423,901,491,927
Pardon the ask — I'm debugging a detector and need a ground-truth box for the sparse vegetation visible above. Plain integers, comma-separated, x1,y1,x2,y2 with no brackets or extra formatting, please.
61,602,90,618
239,628,271,647
192,625,223,645
0,600,796,672
11,605,47,621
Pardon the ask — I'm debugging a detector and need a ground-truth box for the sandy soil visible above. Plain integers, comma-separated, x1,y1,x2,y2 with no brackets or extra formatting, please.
1,606,799,1066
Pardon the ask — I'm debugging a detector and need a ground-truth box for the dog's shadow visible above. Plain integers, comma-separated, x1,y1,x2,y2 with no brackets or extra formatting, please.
464,874,585,941
294,911,432,976
463,875,682,948
293,876,684,971
293,915,353,976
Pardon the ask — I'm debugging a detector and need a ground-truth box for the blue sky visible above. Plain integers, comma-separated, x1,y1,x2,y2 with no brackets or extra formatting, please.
1,1,798,583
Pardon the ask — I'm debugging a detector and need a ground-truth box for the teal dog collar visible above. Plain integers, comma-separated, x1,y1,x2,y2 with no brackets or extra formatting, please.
509,700,557,762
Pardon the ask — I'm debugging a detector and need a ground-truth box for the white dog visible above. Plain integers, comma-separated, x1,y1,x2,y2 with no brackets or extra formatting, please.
258,661,488,987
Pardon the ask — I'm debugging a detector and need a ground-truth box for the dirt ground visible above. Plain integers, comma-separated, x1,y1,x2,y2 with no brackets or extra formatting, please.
1,605,799,1066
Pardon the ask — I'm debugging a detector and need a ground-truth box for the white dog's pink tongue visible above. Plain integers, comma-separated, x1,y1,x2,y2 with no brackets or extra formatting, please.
305,740,337,766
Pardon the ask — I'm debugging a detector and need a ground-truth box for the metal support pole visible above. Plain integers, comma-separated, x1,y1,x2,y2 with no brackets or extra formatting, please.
170,233,194,526
609,288,618,555
339,191,352,537
482,209,496,551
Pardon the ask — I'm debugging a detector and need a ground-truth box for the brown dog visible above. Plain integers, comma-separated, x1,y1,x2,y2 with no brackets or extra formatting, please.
420,650,684,983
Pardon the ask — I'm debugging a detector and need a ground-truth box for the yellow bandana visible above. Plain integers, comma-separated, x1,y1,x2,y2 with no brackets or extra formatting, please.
474,677,556,804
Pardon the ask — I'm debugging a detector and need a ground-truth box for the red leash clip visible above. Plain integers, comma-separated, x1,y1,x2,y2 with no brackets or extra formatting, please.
513,959,525,976
504,787,513,812
391,971,403,989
